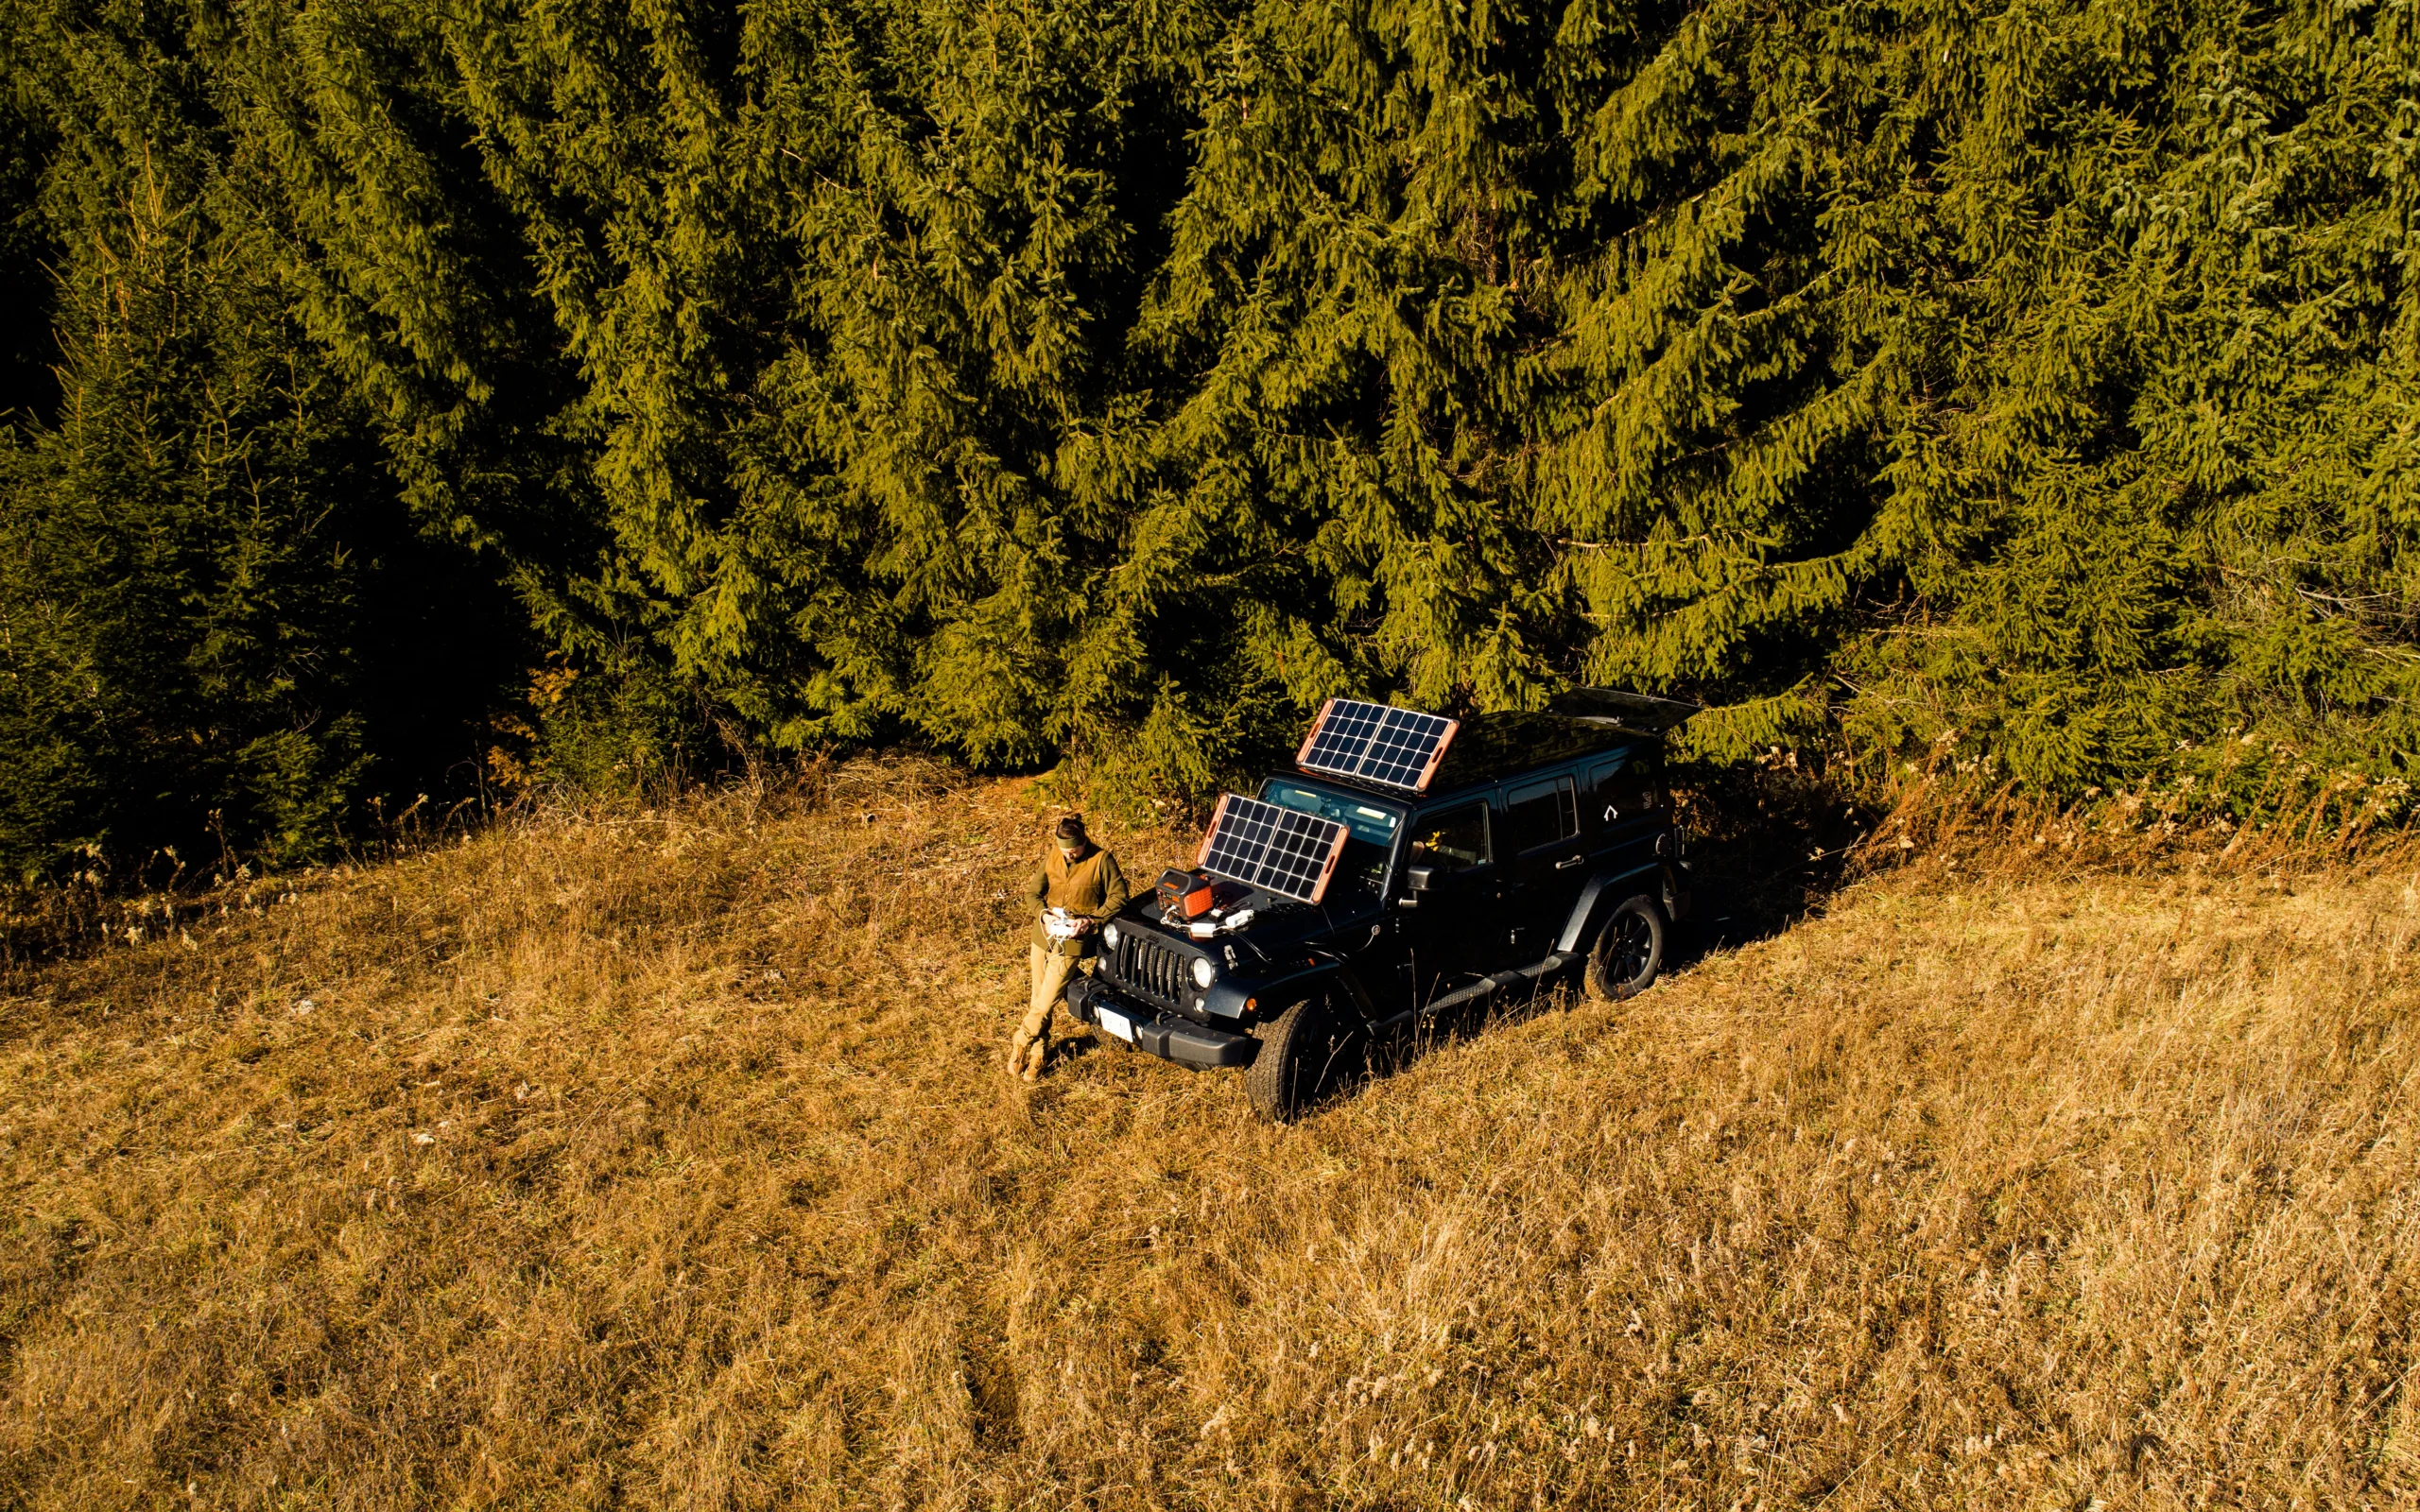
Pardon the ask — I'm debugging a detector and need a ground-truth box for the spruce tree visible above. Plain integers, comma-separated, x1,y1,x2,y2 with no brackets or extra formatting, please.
8,0,2420,864
0,0,531,878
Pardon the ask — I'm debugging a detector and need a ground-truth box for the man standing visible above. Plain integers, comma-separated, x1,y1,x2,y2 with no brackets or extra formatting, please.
1008,815,1130,1080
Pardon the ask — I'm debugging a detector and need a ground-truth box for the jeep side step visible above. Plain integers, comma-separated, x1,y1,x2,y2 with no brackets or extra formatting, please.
1371,950,1584,1036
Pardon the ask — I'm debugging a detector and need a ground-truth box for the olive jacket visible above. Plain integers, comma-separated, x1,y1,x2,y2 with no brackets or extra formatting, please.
1027,843,1131,956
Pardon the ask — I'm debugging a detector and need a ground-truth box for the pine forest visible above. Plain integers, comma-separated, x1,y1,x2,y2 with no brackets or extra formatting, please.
6,0,2420,876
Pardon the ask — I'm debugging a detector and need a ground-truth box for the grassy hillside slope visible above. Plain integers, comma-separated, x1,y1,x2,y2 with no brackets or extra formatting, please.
5,762,2419,1509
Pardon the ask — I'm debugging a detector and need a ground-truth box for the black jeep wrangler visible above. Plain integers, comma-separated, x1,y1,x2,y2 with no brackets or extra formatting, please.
1066,699,1693,1120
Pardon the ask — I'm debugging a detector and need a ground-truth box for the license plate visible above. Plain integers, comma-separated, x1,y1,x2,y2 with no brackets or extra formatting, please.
1098,1006,1134,1042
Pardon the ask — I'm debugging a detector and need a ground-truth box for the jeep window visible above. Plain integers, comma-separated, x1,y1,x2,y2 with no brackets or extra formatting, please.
1635,752,1664,810
1259,779,1404,900
1587,752,1662,825
1408,803,1489,872
1501,775,1580,854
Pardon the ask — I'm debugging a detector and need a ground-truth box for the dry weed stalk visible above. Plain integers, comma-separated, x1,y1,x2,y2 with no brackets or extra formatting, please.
4,756,2419,1507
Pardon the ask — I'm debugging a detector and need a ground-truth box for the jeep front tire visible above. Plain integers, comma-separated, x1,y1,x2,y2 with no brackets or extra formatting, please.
1586,894,1667,1002
1243,995,1366,1123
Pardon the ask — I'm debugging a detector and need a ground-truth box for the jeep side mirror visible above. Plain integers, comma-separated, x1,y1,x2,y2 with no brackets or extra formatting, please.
1406,865,1435,893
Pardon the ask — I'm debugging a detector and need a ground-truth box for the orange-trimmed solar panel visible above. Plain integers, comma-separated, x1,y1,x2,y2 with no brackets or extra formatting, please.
1295,698,1459,793
1195,794,1351,905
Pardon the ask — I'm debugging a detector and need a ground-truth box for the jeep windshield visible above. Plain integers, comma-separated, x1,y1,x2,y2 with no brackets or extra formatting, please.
1256,778,1405,903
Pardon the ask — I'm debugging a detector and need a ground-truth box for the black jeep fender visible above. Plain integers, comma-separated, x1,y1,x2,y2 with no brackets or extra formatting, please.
1211,957,1379,1027
1556,859,1695,954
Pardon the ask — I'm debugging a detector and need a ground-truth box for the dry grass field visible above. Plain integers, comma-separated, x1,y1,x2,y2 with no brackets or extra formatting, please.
6,760,2420,1509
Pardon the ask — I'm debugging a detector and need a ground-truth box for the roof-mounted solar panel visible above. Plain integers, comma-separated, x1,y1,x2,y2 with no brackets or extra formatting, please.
1294,698,1459,794
1196,794,1351,905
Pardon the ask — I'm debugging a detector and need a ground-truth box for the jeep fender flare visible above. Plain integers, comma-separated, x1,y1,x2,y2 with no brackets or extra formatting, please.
1557,862,1685,955
1215,959,1377,1026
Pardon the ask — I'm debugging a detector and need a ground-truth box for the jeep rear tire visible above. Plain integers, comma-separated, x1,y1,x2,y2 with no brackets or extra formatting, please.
1243,995,1367,1123
1586,895,1666,1002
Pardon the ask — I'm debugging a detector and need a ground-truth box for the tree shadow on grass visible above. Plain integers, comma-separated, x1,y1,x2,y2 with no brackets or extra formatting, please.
1669,762,1872,961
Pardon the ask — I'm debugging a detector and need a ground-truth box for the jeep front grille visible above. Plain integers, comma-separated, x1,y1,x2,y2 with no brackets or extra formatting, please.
1111,932,1191,1009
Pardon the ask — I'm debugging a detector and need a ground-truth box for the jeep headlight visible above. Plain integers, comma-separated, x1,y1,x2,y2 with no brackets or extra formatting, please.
1102,921,1121,951
1190,955,1217,990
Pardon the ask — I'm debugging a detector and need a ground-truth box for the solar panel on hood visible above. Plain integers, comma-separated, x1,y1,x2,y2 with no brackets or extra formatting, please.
1196,795,1351,905
1295,698,1460,794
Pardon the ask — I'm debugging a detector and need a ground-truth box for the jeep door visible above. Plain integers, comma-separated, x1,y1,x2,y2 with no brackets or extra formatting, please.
1497,772,1588,960
1399,799,1505,1001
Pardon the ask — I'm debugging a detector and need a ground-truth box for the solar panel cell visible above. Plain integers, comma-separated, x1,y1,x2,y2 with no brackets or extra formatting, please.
1294,698,1459,793
1194,794,1351,904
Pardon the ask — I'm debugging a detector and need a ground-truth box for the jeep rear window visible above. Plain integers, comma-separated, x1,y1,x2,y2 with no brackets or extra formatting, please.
1587,751,1662,824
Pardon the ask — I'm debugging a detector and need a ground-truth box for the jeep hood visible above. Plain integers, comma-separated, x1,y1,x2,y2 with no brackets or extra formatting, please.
1115,889,1380,964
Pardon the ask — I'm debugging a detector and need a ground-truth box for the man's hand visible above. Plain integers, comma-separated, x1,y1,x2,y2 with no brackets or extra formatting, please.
1074,916,1098,936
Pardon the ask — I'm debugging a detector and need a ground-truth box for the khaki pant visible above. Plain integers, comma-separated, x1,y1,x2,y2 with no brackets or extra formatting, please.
1008,944,1088,1079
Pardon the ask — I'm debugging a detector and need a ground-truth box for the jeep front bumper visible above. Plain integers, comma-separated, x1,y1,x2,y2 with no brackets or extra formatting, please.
1067,976,1257,1069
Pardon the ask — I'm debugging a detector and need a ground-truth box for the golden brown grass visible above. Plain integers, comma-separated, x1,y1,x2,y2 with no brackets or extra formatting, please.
6,758,2420,1509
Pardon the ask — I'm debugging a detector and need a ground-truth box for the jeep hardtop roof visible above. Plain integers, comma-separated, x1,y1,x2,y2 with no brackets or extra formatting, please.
1285,710,1653,806
1427,711,1647,798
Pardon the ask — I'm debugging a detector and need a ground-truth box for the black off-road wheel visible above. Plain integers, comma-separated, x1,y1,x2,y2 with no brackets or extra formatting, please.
1243,995,1368,1123
1585,895,1667,1002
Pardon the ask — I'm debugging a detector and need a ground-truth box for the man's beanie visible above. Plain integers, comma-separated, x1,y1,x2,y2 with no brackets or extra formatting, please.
1055,815,1087,843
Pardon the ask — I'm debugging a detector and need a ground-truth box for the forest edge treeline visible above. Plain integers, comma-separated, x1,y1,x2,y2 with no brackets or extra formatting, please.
3,0,2417,885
